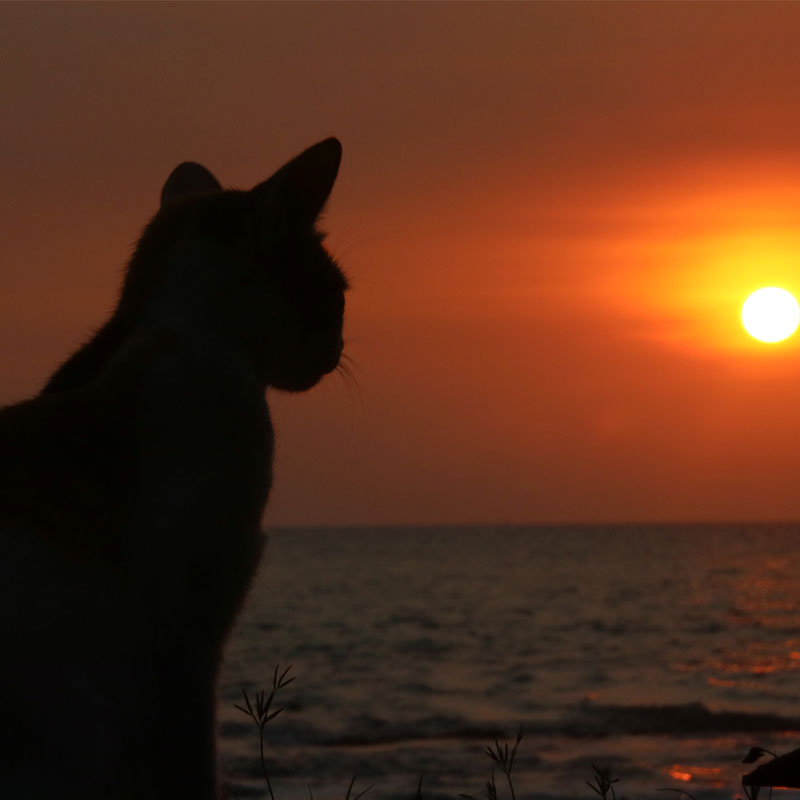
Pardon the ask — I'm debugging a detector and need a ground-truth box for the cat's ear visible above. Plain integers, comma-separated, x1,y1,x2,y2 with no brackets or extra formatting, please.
160,162,222,207
253,138,341,225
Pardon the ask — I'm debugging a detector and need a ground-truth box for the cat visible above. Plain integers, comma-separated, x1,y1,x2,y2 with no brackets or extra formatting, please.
0,138,348,799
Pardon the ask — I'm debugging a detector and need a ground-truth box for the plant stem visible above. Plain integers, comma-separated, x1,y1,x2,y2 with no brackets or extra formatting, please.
504,771,516,800
259,725,275,800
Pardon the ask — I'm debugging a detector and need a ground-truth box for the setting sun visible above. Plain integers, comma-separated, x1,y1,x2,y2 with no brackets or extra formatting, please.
741,287,800,343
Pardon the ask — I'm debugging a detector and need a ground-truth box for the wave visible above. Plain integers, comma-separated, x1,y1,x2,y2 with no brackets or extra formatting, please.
221,701,800,751
565,700,800,736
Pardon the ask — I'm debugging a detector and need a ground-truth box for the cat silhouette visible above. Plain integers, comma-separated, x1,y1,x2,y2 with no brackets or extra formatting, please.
0,138,347,799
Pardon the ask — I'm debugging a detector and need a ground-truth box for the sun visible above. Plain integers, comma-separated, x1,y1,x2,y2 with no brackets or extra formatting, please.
741,287,800,343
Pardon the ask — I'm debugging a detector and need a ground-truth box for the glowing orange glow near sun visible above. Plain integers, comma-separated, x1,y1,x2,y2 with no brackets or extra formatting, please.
564,164,800,356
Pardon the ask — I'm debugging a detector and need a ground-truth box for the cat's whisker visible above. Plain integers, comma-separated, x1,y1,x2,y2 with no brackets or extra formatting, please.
339,351,359,378
336,364,357,398
339,351,357,368
328,229,385,263
336,353,361,400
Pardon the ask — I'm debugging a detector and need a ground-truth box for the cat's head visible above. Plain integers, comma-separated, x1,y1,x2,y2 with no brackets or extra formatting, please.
122,138,348,393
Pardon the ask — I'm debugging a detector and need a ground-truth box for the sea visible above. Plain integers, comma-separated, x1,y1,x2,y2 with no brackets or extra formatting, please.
217,524,800,800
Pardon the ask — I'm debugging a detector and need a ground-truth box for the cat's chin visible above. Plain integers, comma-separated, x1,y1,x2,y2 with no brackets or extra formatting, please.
269,354,341,393
267,337,342,393
269,373,328,393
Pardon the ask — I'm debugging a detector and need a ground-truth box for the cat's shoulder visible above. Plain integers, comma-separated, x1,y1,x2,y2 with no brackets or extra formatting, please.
0,325,178,560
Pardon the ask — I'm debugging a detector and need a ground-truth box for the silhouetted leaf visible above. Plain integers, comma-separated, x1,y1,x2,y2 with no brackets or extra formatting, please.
743,747,771,764
353,784,374,800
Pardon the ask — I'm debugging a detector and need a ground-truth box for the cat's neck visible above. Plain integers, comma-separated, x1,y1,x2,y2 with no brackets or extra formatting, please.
43,316,129,394
44,239,261,396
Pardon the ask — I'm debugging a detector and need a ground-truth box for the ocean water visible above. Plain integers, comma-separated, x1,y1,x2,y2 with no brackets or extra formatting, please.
217,524,800,800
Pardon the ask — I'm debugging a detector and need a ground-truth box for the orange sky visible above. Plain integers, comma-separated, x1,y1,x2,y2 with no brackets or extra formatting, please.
4,2,800,525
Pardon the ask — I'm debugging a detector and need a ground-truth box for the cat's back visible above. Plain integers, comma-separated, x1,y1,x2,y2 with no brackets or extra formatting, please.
0,366,137,563
0,375,138,677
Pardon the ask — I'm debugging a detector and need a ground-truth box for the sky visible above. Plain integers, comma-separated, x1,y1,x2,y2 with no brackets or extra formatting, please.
4,2,800,526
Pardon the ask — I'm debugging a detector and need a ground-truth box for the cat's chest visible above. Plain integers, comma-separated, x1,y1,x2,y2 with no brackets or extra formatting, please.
115,330,274,628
